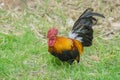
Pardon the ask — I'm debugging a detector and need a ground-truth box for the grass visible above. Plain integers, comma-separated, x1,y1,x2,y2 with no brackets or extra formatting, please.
0,28,120,80
0,0,120,80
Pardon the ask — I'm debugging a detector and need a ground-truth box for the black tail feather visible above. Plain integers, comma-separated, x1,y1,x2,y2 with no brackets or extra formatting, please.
69,8,105,47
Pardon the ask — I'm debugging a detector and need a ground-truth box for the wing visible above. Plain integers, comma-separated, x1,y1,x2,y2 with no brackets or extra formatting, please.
50,48,79,64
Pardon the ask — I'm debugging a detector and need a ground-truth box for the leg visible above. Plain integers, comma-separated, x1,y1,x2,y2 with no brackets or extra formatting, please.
75,55,80,63
67,59,74,65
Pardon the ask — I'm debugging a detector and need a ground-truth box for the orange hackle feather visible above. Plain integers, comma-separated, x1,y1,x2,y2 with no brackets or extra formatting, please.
49,37,83,54
72,40,83,55
48,36,83,63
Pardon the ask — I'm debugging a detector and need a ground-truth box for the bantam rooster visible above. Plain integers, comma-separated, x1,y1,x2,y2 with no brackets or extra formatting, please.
47,8,105,64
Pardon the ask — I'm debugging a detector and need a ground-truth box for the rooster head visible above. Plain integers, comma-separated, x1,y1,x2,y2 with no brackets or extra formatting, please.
47,28,58,46
47,28,58,39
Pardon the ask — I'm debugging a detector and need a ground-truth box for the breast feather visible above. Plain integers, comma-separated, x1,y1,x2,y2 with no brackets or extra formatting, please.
54,37,73,53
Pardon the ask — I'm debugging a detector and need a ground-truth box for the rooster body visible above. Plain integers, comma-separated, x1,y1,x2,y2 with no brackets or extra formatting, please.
48,36,83,64
47,8,104,64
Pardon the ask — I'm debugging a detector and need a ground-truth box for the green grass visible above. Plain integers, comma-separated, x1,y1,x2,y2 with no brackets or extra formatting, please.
0,2,120,79
0,28,120,80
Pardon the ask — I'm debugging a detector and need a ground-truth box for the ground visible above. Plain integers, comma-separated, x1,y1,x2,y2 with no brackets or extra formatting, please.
0,0,120,80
